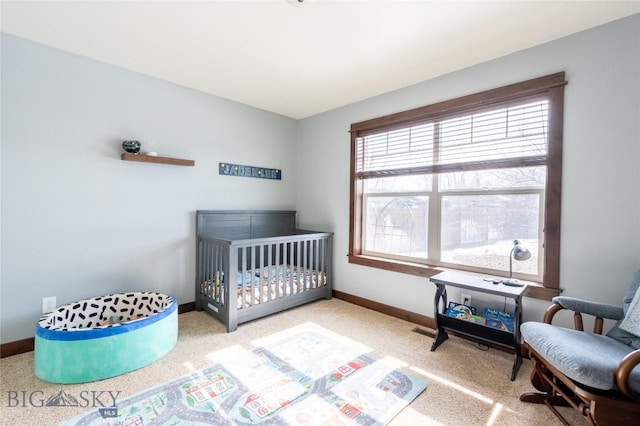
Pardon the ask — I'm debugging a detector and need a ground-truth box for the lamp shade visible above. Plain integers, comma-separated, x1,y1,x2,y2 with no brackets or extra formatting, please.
503,240,531,287
513,240,532,261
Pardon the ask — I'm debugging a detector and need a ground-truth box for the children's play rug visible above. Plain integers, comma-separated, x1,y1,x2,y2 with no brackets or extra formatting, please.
60,323,427,425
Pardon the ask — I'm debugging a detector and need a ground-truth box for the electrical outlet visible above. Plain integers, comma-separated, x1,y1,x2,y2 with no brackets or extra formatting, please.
461,294,471,306
42,296,56,314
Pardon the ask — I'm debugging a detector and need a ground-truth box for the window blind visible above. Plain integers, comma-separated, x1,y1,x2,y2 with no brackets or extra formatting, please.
356,99,549,179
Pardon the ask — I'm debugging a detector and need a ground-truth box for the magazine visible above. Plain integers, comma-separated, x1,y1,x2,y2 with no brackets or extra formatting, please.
445,302,485,324
482,307,514,333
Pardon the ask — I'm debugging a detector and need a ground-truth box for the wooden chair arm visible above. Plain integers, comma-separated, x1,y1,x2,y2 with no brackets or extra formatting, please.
543,302,604,334
543,303,564,324
615,349,640,402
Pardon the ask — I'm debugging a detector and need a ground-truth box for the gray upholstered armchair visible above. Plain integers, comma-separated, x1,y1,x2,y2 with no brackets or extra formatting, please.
520,269,640,425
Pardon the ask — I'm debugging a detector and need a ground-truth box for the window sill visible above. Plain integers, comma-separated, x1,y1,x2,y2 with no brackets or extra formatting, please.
348,254,443,278
348,254,559,301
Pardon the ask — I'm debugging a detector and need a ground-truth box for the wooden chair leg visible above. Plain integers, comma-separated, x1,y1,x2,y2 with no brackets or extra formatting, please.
544,399,573,426
520,392,571,407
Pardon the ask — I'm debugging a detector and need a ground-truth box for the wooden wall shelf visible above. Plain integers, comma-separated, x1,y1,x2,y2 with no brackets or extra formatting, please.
121,153,195,166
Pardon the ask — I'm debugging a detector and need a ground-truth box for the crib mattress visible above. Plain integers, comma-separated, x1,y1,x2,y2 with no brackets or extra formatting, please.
201,265,327,309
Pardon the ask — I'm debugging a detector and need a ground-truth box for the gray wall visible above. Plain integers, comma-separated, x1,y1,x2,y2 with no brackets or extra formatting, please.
296,14,640,327
1,34,298,343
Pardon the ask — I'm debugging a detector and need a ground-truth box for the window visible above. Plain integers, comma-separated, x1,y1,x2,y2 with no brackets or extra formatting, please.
349,73,566,299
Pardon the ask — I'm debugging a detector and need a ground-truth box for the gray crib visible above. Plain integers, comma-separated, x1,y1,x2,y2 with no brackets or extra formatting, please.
195,210,333,332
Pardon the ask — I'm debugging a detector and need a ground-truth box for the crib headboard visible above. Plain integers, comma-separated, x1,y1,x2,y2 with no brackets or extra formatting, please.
196,210,297,240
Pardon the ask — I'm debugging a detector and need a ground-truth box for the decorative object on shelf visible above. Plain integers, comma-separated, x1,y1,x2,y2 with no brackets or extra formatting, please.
503,240,531,286
122,140,141,154
145,151,158,157
219,162,281,180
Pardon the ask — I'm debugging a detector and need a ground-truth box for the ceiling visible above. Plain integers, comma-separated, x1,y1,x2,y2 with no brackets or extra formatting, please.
1,1,638,119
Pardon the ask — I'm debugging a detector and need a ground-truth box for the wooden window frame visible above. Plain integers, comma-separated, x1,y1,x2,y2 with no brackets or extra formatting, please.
348,73,567,300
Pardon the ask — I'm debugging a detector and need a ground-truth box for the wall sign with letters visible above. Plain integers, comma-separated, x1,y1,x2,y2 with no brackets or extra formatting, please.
218,163,281,180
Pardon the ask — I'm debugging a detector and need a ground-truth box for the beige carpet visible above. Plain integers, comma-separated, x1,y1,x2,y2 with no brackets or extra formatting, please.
1,299,583,425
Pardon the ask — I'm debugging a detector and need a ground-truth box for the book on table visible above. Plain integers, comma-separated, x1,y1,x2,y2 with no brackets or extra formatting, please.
482,307,514,333
445,302,486,324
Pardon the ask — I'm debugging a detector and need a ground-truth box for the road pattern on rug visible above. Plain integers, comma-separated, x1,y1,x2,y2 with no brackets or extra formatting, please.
61,323,427,425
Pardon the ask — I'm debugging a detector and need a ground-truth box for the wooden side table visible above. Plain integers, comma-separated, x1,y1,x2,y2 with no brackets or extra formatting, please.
429,270,526,380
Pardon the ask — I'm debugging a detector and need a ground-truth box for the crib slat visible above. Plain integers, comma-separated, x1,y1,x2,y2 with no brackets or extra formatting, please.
205,241,211,299
302,239,308,291
298,241,303,293
252,244,259,307
275,242,282,299
313,238,318,288
267,243,273,301
215,244,221,303
243,245,249,309
320,238,325,286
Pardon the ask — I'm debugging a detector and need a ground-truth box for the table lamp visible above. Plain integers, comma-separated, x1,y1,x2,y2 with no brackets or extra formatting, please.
502,239,531,287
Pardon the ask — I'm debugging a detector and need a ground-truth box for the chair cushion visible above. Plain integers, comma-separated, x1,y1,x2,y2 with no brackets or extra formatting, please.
606,321,640,349
522,322,640,393
622,269,640,315
607,269,640,349
620,284,640,337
